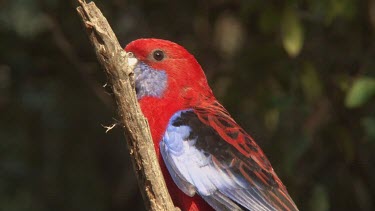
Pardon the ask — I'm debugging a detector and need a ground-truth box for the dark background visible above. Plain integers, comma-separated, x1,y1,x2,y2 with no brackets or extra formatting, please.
1,0,375,210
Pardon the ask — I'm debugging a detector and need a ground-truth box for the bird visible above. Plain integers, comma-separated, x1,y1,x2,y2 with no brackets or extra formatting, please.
125,38,298,211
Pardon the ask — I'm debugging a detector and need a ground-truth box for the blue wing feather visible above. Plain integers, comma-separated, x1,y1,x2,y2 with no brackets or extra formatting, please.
160,140,196,196
160,109,298,211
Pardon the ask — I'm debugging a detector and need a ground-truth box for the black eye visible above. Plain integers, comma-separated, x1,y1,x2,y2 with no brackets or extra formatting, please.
152,50,164,61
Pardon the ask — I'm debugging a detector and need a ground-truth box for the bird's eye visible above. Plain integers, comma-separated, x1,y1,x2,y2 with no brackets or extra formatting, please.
152,50,165,61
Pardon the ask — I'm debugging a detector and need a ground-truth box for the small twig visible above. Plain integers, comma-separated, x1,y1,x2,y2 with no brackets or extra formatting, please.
102,123,117,133
76,1,178,210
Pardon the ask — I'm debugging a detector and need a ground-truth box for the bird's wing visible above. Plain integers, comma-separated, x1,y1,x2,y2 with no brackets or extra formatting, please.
160,105,298,211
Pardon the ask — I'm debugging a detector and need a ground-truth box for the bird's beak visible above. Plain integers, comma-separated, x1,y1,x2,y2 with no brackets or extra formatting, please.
127,52,138,70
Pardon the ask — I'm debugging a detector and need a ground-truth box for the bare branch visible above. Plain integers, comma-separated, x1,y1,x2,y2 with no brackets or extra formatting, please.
76,1,178,210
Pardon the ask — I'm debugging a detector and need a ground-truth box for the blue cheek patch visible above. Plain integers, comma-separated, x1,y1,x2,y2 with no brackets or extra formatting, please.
134,62,168,99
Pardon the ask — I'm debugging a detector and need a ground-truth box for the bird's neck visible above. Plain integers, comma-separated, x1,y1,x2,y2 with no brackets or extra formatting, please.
138,96,183,155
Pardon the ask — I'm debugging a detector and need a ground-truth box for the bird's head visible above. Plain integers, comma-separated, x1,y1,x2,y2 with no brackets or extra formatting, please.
125,39,213,103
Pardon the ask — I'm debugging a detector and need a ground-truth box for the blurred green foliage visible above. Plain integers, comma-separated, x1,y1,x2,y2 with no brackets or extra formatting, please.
0,0,375,210
345,77,375,108
281,7,304,57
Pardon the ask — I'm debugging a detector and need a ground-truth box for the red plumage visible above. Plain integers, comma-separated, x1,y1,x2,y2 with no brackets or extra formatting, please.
126,39,214,210
125,39,298,211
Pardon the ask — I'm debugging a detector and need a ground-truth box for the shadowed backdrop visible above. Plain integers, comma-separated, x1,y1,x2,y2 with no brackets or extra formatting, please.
0,0,374,210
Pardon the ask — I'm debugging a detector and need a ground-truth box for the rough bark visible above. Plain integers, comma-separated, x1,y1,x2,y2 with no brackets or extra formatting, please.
76,1,178,210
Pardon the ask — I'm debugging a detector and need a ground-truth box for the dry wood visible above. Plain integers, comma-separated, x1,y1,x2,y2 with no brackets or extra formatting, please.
76,1,178,210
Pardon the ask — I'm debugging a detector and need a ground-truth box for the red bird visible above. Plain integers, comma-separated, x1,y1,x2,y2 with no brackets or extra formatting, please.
125,39,298,211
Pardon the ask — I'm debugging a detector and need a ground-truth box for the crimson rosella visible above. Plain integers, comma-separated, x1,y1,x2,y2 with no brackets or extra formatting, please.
125,39,298,211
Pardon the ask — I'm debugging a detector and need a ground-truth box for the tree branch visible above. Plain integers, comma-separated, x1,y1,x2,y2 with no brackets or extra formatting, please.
76,1,178,210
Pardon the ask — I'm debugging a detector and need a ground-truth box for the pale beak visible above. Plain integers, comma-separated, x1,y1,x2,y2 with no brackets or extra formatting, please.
127,52,138,70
